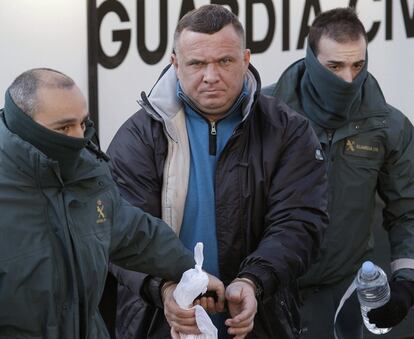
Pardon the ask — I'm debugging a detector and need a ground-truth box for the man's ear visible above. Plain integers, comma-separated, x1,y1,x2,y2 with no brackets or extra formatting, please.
244,49,251,69
171,52,178,70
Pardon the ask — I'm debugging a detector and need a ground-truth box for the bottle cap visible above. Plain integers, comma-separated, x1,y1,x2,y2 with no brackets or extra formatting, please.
361,261,376,278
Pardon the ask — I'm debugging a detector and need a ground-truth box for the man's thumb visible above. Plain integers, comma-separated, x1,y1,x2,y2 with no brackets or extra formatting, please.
226,284,242,301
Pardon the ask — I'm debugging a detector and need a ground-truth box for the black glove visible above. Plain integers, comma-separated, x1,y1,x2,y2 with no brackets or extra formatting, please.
367,280,414,328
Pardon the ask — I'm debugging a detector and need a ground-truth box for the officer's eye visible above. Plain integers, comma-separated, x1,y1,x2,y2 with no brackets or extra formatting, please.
328,64,340,71
353,62,364,70
56,125,70,133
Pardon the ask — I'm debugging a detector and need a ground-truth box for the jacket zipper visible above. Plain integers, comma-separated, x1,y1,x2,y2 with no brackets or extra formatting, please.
57,190,80,316
326,129,334,154
209,121,217,156
325,129,335,174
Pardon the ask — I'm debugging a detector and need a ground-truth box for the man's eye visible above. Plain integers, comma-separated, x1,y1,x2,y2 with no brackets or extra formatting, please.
328,64,339,71
220,58,231,65
57,126,70,133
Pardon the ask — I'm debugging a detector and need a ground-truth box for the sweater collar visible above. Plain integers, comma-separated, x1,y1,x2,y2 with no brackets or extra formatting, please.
176,81,248,121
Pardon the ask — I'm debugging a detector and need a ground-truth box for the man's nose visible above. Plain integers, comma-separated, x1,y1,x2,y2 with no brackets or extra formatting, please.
71,125,85,138
203,63,220,83
340,68,354,83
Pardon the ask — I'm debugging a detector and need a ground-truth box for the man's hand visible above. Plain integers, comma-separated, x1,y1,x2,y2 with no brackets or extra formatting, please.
162,282,200,335
225,278,258,339
193,273,226,313
162,274,225,334
368,280,414,328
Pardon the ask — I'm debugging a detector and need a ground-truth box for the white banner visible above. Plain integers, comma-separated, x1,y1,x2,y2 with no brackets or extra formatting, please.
0,0,413,150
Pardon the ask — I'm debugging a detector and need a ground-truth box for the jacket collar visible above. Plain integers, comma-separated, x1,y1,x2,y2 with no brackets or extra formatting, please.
0,112,106,188
274,59,390,120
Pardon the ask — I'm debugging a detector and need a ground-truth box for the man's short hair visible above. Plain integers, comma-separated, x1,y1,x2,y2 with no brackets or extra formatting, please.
173,4,245,53
308,7,367,55
8,68,74,117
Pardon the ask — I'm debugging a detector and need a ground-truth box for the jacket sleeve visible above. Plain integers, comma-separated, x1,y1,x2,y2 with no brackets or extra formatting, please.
107,111,165,216
106,112,185,306
239,111,329,300
378,112,414,282
108,264,165,308
109,195,194,283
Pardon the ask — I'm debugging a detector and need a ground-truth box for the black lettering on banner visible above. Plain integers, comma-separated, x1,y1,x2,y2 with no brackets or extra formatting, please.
401,0,414,37
94,0,414,68
283,0,290,51
137,0,168,65
97,0,131,69
386,0,393,40
297,0,321,50
351,0,381,42
87,0,99,132
212,0,239,15
246,0,275,53
179,0,196,20
179,0,239,21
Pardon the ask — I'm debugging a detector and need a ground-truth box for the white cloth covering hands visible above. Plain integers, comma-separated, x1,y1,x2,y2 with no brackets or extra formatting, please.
162,243,225,337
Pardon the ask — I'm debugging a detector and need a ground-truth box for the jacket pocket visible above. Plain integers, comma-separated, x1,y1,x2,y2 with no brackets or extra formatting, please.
255,288,300,339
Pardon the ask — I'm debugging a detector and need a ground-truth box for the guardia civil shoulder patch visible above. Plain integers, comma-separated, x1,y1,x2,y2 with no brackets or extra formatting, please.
344,138,380,158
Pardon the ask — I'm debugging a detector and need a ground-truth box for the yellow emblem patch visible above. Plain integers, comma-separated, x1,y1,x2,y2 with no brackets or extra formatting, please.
96,199,106,224
346,139,355,152
344,138,380,158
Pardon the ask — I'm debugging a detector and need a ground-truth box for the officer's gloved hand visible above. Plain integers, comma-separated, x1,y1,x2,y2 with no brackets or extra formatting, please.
367,280,414,328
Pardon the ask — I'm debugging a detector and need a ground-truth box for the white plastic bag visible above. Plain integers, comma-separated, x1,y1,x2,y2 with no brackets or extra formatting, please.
173,242,218,339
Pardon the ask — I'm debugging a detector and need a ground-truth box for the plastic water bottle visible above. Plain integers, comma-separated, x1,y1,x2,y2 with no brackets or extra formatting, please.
356,261,392,335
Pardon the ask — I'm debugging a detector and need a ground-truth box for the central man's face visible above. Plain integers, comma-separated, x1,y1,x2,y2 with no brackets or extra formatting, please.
172,24,250,118
316,35,367,83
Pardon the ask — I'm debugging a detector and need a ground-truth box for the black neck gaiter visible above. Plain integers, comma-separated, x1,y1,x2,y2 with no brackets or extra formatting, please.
3,89,90,180
300,45,368,129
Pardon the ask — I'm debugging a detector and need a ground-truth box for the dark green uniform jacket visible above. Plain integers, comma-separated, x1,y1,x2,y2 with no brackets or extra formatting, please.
263,60,414,287
0,113,194,339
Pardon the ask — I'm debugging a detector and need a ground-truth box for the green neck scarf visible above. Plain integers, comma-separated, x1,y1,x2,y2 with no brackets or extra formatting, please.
300,45,368,129
3,89,91,180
